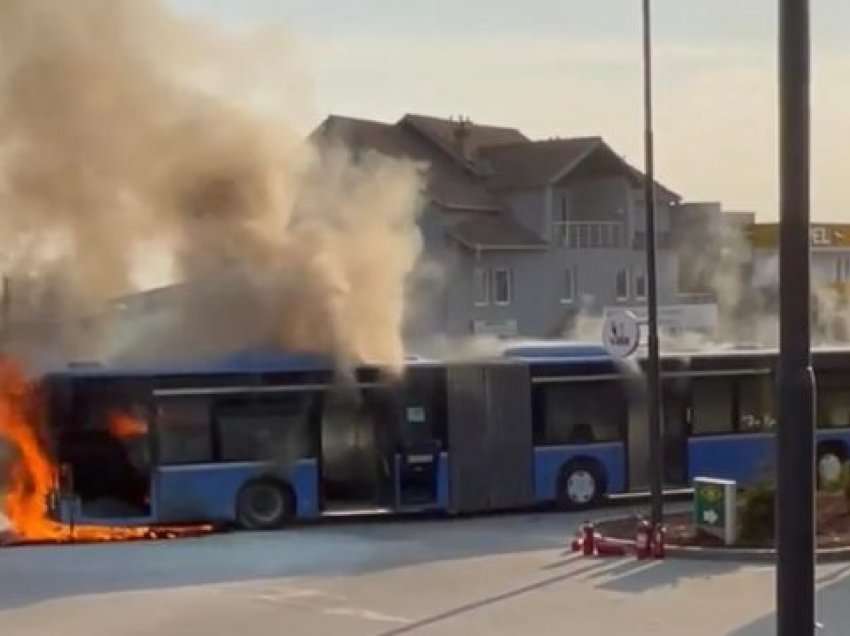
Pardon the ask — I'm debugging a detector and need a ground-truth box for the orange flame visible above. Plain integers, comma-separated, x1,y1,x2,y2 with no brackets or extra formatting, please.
108,410,148,440
0,359,211,544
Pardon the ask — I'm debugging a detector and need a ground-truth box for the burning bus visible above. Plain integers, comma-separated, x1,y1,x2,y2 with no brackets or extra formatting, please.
34,349,454,533
10,339,850,544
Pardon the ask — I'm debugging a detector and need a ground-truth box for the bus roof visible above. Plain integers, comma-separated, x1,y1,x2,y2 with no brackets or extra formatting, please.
500,341,611,362
48,341,850,380
54,349,336,378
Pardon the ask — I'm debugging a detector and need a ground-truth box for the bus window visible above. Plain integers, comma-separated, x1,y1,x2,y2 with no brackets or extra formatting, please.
216,395,315,463
818,376,850,429
157,398,213,464
538,381,625,445
737,376,776,433
691,378,734,435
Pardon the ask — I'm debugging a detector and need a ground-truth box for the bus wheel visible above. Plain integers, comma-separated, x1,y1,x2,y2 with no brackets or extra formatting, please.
557,460,604,510
236,480,294,530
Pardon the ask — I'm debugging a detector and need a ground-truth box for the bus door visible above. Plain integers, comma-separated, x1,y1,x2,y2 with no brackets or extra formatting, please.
54,377,154,520
661,377,690,486
394,366,447,509
319,385,396,511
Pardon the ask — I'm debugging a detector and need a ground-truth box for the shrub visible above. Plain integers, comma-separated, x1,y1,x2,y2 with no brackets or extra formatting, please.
738,482,775,545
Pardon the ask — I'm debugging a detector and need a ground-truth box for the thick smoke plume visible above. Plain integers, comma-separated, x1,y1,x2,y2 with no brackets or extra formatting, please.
0,0,424,371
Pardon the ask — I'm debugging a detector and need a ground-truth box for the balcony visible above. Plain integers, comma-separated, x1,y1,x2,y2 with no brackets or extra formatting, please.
554,221,625,249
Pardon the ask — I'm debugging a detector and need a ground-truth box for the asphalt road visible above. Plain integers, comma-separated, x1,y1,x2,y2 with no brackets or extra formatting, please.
0,507,848,635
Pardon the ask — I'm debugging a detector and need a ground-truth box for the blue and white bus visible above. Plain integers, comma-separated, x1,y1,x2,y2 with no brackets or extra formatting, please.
43,344,633,528
40,343,850,529
654,345,850,490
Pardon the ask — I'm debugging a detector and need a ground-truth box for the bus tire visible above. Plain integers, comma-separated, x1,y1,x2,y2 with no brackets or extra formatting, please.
817,444,847,489
236,480,295,530
557,459,605,510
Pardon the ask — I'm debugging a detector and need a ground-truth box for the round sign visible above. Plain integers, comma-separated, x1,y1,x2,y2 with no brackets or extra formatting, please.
602,310,640,358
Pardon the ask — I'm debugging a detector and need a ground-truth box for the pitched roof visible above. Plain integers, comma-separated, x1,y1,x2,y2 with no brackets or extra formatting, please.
479,137,602,189
311,114,680,208
479,137,680,201
447,215,548,251
312,115,503,211
400,114,529,169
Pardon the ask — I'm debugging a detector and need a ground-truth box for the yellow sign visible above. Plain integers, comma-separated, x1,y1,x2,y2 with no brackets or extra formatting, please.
748,224,850,249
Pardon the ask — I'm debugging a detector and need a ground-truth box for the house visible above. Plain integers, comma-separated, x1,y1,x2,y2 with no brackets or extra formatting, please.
312,113,720,342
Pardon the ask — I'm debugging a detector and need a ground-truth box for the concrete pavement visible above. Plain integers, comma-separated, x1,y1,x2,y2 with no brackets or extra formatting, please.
0,508,846,635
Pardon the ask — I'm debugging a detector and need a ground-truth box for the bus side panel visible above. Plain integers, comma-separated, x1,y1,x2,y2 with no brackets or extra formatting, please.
533,443,626,502
291,459,320,518
154,459,318,523
687,434,775,485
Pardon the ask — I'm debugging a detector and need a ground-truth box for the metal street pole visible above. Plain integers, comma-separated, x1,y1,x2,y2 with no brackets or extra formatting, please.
642,0,663,527
777,0,816,634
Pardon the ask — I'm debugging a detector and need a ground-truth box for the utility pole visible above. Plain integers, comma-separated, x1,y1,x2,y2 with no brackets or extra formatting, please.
776,0,816,634
641,0,663,526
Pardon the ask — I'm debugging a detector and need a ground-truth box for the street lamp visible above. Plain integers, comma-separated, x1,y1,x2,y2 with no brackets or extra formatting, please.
777,1,815,634
641,0,664,527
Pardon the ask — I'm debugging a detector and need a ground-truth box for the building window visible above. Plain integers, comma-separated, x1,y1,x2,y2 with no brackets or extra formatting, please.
615,268,629,301
562,268,575,303
634,269,646,300
493,268,512,305
474,268,490,305
836,257,850,283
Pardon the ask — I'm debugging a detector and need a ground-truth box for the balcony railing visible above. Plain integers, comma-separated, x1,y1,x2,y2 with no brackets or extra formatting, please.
554,221,625,249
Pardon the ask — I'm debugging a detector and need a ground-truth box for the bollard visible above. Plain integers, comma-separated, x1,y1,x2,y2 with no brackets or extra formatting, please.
582,521,595,556
635,518,652,560
652,524,666,559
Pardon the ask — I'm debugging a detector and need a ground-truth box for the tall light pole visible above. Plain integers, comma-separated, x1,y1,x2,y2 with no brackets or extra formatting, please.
777,0,815,634
641,0,663,526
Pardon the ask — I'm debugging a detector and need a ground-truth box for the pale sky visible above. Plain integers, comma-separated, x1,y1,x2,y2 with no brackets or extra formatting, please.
167,0,850,221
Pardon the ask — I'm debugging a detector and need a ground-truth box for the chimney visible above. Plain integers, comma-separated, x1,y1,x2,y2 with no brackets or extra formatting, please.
453,115,472,161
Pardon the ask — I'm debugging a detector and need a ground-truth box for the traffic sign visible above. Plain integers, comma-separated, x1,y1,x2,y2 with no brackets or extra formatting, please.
602,310,640,358
694,477,737,545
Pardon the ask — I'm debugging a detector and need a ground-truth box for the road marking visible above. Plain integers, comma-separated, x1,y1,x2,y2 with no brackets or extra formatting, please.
324,607,410,624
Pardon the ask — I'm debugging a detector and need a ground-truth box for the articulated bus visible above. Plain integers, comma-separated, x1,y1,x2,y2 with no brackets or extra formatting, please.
41,344,850,529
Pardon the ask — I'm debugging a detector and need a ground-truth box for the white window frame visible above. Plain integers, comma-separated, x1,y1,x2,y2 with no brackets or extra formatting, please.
615,268,630,301
836,256,850,283
493,268,513,305
474,267,490,306
633,268,647,300
561,267,575,304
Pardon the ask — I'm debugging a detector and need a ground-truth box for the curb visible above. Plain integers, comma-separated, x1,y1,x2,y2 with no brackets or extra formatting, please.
594,517,850,563
664,544,850,563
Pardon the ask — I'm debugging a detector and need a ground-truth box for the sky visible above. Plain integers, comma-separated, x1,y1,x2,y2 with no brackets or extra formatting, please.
167,0,850,221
